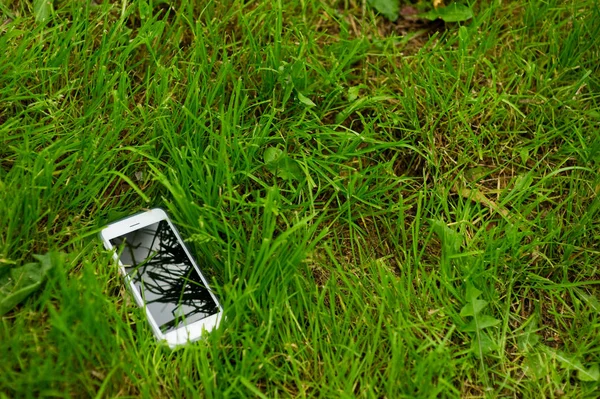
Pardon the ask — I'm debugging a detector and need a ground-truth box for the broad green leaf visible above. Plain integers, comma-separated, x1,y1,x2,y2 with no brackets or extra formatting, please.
0,252,62,316
517,316,540,352
574,287,600,312
461,315,500,332
430,219,462,256
476,315,500,329
264,147,284,165
33,0,53,23
519,148,530,164
543,347,600,382
263,147,302,181
138,0,151,20
0,279,42,316
464,283,482,302
367,0,400,21
577,364,599,382
348,86,360,102
1,263,41,297
420,2,473,23
297,92,316,107
460,299,488,317
473,332,497,358
274,158,302,181
523,352,550,380
33,252,57,275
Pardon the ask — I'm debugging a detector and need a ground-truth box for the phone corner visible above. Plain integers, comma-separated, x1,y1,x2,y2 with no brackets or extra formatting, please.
97,229,110,249
150,207,169,218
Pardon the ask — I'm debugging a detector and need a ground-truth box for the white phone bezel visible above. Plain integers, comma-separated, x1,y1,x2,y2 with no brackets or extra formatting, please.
99,208,223,348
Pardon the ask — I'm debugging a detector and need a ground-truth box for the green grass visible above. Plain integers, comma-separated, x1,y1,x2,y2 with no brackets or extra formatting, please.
1,0,599,397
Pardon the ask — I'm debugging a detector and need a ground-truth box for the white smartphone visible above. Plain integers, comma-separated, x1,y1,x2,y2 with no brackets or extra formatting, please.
99,208,223,348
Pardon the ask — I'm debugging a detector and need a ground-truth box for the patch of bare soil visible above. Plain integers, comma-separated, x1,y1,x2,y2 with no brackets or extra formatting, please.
380,6,446,48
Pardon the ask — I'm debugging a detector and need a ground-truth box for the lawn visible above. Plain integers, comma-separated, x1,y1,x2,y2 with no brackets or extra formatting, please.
1,0,599,397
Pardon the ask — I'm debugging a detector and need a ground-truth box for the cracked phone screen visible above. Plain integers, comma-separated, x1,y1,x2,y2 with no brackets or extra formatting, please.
110,220,218,333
